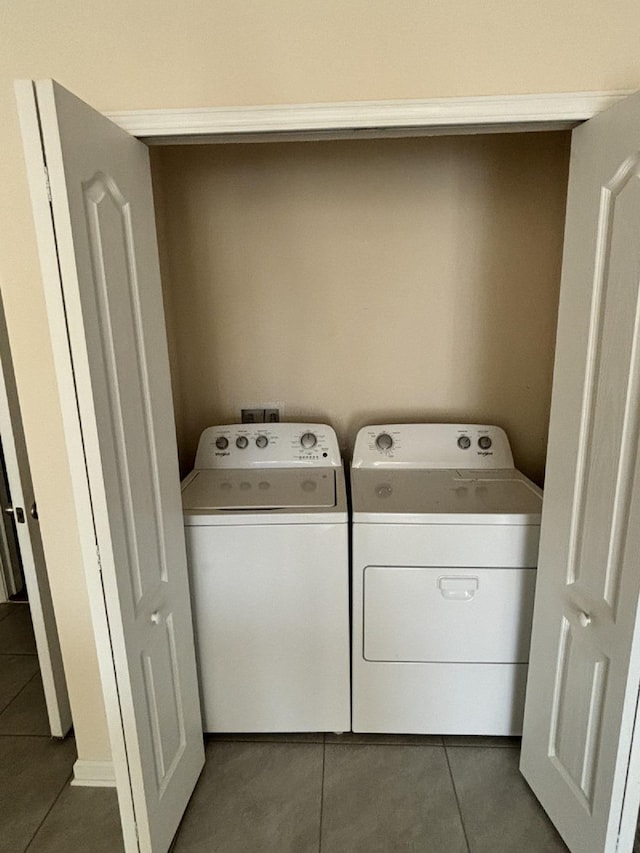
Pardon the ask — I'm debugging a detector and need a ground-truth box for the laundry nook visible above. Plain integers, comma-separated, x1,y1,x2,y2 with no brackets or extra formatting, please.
4,5,640,845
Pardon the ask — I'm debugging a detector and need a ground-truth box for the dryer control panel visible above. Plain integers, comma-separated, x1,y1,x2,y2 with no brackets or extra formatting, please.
194,423,342,469
352,424,514,469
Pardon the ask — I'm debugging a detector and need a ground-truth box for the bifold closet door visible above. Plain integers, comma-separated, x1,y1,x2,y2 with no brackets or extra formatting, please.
15,78,204,853
521,89,640,853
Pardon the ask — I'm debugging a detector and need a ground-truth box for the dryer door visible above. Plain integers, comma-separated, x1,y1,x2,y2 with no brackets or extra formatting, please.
364,566,536,663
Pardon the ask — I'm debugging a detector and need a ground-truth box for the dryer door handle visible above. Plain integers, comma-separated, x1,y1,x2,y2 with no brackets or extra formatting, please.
438,576,479,601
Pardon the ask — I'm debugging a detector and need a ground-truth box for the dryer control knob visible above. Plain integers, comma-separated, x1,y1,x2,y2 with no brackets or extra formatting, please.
376,433,393,451
300,432,317,449
215,436,229,450
457,436,471,450
256,435,269,449
236,436,249,449
478,436,493,450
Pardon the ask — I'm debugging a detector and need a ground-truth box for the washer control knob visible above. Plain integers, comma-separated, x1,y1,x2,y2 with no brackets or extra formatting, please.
478,436,492,450
215,436,229,450
236,436,249,449
256,435,269,449
300,432,317,449
457,436,471,450
376,433,393,451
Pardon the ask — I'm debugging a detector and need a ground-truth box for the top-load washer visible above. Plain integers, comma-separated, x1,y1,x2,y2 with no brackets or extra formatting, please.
182,423,350,733
351,423,542,735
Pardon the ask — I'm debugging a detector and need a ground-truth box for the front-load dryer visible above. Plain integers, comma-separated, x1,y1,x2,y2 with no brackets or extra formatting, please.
351,423,542,735
182,423,350,733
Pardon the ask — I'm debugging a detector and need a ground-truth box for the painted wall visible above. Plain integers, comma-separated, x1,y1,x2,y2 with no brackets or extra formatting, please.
153,133,570,486
1,0,639,763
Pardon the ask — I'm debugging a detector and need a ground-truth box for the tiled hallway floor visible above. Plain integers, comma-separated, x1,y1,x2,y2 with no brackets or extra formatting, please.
0,602,120,853
1,601,568,852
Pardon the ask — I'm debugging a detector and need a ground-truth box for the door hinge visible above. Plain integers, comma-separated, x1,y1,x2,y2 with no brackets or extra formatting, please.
44,166,52,203
96,547,102,573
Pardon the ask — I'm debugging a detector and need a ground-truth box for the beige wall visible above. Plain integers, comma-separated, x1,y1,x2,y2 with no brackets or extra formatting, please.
1,1,639,763
153,133,570,486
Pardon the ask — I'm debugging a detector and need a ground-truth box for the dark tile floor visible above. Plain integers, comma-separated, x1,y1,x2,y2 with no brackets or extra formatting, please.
0,602,120,853
1,601,569,852
175,734,568,853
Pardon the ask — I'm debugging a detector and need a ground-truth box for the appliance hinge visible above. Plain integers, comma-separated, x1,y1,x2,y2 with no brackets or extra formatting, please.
44,165,52,203
96,546,102,574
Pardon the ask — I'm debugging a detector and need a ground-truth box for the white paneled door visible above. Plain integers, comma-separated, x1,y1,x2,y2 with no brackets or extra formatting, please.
521,91,640,853
0,294,71,737
15,80,204,852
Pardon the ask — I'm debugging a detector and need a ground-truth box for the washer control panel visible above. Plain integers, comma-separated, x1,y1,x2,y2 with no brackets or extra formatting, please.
194,423,342,469
352,424,514,469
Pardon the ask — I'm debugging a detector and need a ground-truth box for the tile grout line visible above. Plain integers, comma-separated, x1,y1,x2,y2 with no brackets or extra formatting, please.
0,651,39,656
318,736,327,853
22,770,74,853
0,607,27,625
444,742,472,853
0,669,40,718
0,732,54,739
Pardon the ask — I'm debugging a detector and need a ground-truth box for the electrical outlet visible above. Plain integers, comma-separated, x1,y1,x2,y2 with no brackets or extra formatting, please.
264,408,280,423
241,408,264,424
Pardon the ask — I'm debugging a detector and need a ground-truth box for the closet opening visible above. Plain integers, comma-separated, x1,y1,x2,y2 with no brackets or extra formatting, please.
148,130,571,486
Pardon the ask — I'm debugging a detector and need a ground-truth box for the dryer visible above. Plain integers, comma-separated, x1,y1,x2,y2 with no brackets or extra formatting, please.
182,423,350,733
351,423,542,735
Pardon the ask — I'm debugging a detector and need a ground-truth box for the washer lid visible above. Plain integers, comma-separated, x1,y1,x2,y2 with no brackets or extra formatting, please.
182,468,337,511
351,468,542,523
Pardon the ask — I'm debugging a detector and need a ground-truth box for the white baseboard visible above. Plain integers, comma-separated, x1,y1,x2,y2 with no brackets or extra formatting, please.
71,759,117,788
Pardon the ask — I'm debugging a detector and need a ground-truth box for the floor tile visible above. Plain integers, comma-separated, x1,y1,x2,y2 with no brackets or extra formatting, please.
444,735,521,749
0,605,37,654
321,744,467,853
0,654,40,713
27,784,123,852
326,732,443,746
446,746,568,852
0,672,50,735
174,740,323,852
0,735,76,853
209,731,324,743
0,603,13,622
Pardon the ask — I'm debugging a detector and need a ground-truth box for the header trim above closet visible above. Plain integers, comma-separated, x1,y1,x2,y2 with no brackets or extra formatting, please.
106,91,633,145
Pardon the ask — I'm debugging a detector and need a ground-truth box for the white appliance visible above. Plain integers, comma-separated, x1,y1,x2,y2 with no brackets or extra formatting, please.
351,423,542,735
182,423,350,733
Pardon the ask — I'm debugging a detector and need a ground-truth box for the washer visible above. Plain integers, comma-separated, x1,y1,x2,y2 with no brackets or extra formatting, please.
182,423,350,733
351,423,542,735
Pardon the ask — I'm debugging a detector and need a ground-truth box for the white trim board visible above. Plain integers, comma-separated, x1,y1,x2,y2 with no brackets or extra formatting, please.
72,759,117,788
106,91,634,144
